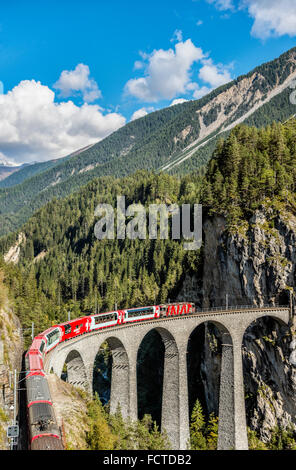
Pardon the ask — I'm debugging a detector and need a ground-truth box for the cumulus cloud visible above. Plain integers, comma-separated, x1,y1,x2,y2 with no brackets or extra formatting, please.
124,39,204,102
170,98,189,106
54,63,102,102
241,0,296,39
193,86,213,99
171,29,183,42
198,59,232,88
0,80,126,164
130,107,155,121
207,0,296,39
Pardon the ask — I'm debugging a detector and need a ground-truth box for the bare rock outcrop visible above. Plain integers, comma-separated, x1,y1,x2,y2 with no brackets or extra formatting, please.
0,303,23,449
186,206,296,441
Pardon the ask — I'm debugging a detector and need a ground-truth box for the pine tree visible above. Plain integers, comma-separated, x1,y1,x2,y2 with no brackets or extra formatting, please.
190,399,207,450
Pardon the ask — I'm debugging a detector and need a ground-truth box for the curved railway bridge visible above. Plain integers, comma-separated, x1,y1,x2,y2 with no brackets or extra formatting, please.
44,305,292,450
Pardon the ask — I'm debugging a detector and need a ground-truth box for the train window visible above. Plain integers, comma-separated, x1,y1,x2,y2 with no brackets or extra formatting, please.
64,325,71,334
47,329,60,346
128,308,153,318
39,342,45,353
95,314,116,324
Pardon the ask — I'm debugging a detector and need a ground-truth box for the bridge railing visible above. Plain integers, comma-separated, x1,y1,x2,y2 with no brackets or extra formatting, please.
195,304,289,314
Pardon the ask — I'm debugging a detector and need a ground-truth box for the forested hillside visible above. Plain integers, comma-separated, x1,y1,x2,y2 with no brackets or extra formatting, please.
202,118,296,225
0,171,202,342
0,159,66,188
0,47,295,237
1,117,296,344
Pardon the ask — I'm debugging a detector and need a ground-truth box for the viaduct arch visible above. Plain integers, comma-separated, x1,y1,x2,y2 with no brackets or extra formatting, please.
44,306,291,450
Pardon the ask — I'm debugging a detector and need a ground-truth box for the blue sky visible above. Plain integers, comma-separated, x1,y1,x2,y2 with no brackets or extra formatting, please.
0,0,295,164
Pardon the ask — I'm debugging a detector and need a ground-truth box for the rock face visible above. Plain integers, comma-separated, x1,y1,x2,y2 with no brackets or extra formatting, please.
3,232,26,265
47,374,90,450
0,304,23,449
198,207,296,440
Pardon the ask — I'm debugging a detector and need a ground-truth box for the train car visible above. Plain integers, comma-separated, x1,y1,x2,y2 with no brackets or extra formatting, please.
89,310,121,331
125,305,159,323
25,350,45,377
26,374,52,407
31,435,64,450
42,326,63,353
28,401,62,450
59,316,90,341
30,336,46,355
164,302,195,317
25,354,63,449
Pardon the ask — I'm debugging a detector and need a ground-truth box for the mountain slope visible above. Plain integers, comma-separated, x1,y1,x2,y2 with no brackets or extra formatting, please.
0,158,25,182
0,144,94,188
0,164,21,182
0,47,296,237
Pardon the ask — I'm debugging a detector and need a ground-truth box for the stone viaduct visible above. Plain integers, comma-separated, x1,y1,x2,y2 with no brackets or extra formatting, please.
44,306,291,450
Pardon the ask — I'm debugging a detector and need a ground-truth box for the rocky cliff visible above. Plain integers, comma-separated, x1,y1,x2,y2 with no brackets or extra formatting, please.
0,299,23,449
193,206,296,441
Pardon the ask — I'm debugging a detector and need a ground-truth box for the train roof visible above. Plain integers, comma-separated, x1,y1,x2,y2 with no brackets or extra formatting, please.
58,315,89,326
31,435,63,450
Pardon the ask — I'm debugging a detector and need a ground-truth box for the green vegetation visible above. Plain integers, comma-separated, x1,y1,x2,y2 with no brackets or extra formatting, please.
85,396,296,450
0,407,8,449
0,270,8,310
189,399,218,450
0,171,202,346
86,397,170,450
0,158,69,189
248,427,296,450
189,400,296,450
174,86,296,175
268,427,296,450
202,119,296,229
1,117,296,349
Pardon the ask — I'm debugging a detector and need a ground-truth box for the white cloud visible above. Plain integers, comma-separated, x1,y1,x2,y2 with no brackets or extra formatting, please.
198,59,232,88
207,0,296,39
134,60,144,70
54,63,101,103
0,80,126,164
170,98,189,106
196,20,203,26
171,29,183,42
241,0,296,39
193,86,213,99
125,39,204,102
207,0,235,10
131,107,155,121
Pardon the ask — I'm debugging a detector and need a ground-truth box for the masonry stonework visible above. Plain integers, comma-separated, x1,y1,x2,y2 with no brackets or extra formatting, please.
44,307,291,450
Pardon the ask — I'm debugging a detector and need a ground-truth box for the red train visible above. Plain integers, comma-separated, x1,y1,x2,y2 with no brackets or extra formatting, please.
25,301,195,449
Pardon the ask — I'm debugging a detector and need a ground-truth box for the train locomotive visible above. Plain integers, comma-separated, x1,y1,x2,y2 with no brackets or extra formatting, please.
25,301,195,449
